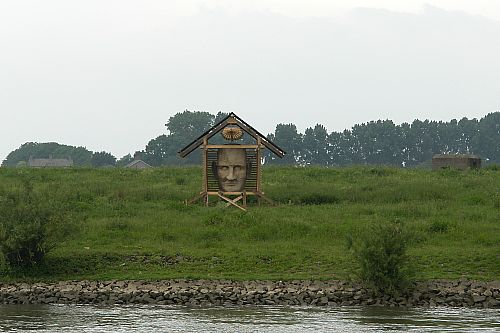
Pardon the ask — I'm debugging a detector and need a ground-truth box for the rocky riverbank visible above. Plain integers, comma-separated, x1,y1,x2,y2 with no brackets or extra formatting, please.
1,279,499,308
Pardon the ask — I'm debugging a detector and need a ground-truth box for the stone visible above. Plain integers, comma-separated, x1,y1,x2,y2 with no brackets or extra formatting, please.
472,294,486,303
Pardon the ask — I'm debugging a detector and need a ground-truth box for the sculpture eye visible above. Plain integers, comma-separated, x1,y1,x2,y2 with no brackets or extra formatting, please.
219,166,229,171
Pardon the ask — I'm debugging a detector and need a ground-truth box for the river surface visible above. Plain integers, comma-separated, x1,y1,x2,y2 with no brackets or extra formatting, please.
0,304,499,332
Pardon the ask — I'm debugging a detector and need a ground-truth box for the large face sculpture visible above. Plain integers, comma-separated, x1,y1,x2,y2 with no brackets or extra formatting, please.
214,148,247,192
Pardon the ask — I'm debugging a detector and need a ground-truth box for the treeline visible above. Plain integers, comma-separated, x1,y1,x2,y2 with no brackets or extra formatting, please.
3,111,499,167
138,111,500,167
2,142,123,168
264,112,500,166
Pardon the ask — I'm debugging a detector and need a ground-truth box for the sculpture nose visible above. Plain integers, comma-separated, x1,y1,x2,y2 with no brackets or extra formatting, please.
226,166,236,180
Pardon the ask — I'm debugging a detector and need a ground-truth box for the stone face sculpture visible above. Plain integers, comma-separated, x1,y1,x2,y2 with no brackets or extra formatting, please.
179,112,286,208
213,148,247,192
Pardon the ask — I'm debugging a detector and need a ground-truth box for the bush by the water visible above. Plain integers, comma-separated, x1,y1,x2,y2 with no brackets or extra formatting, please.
0,180,68,270
347,219,413,296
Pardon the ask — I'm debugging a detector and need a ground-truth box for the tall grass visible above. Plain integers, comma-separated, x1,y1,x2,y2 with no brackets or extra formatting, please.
0,166,498,281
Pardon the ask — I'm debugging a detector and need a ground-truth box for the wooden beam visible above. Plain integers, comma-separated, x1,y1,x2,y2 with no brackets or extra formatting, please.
207,191,257,195
256,137,262,192
203,137,208,195
206,144,259,149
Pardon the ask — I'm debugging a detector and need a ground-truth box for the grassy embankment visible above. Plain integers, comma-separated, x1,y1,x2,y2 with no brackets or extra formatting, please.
0,166,499,282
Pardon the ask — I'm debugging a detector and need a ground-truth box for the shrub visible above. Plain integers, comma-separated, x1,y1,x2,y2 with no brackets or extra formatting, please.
0,180,68,270
347,219,413,296
428,220,450,233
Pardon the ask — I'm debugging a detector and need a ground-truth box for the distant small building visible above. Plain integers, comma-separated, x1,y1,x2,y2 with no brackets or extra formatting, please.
28,155,73,168
124,159,151,169
432,154,481,170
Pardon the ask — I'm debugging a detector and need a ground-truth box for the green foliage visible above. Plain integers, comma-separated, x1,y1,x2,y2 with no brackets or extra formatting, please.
347,220,413,296
0,179,72,270
140,110,228,166
91,151,117,167
116,154,134,167
265,123,302,165
4,111,499,168
264,112,500,166
2,142,92,167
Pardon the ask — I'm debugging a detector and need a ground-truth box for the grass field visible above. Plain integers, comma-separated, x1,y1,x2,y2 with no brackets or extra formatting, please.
0,166,499,282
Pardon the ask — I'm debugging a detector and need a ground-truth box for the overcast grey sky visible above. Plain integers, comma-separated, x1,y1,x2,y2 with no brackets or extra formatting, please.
1,0,500,161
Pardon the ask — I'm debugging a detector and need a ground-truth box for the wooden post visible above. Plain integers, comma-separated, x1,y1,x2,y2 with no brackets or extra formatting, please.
202,137,208,206
256,137,262,206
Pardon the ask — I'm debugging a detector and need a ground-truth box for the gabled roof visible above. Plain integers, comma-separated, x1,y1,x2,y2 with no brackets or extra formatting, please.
28,157,73,167
432,154,480,159
178,112,285,158
125,159,152,168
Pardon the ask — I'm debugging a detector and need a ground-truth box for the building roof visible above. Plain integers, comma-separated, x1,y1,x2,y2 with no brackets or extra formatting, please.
124,159,152,168
28,156,73,167
432,154,480,159
178,112,286,158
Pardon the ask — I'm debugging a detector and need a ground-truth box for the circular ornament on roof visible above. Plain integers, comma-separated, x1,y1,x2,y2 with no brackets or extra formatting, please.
222,126,243,141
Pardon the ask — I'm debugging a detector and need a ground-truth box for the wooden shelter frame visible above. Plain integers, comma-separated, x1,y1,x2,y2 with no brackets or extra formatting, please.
178,112,285,210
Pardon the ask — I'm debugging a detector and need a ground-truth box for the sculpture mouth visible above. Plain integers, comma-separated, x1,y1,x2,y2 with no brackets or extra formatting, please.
222,181,243,191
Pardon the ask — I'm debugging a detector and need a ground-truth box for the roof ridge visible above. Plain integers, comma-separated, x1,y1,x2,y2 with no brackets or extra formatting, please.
178,112,285,158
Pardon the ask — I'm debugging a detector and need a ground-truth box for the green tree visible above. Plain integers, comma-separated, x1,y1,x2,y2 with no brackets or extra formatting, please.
2,142,92,167
91,151,116,167
166,110,215,138
476,112,500,163
327,131,346,166
353,120,404,165
265,123,302,165
142,110,219,166
302,124,329,165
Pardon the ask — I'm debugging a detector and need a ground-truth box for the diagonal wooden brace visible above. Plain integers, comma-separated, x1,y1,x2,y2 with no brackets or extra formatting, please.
225,195,243,208
217,192,247,211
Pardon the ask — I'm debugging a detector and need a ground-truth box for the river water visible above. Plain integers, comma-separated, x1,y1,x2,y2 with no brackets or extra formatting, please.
0,304,499,332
